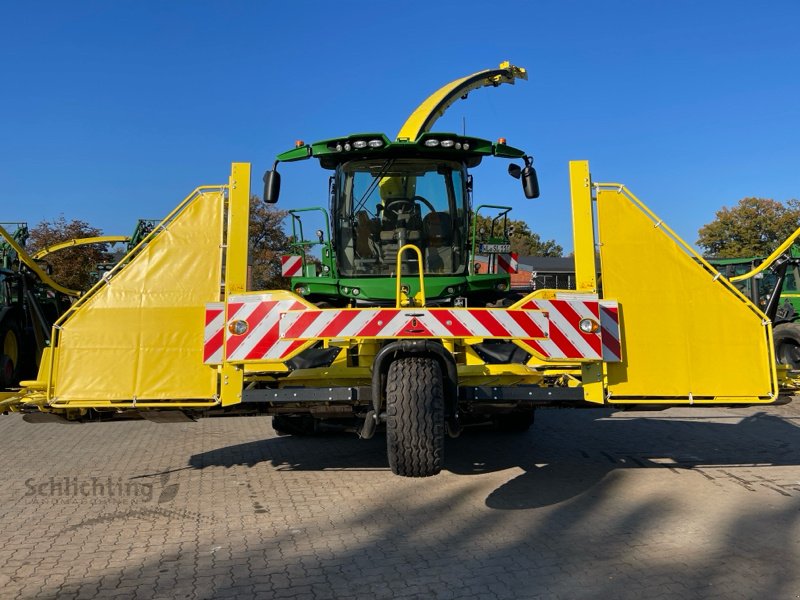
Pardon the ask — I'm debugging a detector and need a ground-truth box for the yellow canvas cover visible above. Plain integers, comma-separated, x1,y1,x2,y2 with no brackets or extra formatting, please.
596,187,777,402
48,189,225,402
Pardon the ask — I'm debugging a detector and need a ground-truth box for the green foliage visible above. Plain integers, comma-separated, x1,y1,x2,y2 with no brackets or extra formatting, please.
473,214,563,257
27,216,112,291
249,196,292,290
697,197,800,258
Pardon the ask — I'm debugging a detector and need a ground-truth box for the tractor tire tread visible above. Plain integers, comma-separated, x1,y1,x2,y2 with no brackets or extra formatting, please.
386,356,444,477
0,317,24,388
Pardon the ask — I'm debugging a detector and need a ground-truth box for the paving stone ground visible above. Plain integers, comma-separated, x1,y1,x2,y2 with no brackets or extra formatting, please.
1,402,800,599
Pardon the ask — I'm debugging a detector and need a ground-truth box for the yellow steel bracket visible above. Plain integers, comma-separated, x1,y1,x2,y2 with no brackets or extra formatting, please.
220,163,251,406
31,235,130,259
396,61,527,141
569,161,603,403
395,244,426,307
570,161,598,294
0,224,81,297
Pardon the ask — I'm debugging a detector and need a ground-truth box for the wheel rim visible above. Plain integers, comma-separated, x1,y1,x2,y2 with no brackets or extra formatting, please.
778,340,800,370
3,328,18,366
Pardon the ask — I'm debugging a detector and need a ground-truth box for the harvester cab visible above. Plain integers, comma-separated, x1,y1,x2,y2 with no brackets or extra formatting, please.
264,62,534,309
265,132,537,308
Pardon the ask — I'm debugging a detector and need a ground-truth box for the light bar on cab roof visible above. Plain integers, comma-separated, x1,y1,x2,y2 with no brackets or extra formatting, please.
327,138,385,152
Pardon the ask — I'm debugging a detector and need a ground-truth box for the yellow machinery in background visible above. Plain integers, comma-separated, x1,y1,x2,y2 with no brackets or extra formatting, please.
31,235,129,260
0,224,135,400
0,224,80,400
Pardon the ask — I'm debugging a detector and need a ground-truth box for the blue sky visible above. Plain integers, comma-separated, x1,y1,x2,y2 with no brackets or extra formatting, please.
1,1,799,253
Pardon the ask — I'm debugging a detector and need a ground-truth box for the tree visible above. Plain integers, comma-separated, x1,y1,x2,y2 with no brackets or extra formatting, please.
473,214,563,257
249,196,292,290
697,197,800,258
27,216,113,291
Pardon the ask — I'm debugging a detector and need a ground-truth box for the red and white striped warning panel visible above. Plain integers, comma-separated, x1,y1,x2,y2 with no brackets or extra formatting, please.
225,294,309,362
516,297,622,362
204,293,621,365
496,252,518,274
279,308,549,341
203,294,310,364
280,255,303,277
598,301,621,362
203,303,225,364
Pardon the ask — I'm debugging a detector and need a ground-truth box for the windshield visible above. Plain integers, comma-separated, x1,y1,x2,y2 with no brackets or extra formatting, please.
334,159,468,277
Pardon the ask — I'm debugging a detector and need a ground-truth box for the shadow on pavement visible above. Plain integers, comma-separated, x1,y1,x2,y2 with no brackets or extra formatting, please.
26,406,800,599
188,407,800,510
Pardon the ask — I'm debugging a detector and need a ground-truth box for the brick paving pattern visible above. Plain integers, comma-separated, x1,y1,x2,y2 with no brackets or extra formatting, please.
1,402,800,599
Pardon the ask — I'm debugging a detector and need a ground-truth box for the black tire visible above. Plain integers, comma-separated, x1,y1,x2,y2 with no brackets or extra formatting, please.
386,356,445,477
272,415,317,436
0,354,13,389
0,318,23,388
493,409,536,433
773,323,800,370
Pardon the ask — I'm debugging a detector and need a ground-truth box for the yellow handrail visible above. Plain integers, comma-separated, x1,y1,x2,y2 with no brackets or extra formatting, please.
50,184,227,322
395,244,426,308
592,189,800,284
593,182,764,315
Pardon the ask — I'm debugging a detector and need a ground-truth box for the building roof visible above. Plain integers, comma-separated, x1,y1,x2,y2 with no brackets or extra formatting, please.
517,256,576,273
474,255,578,273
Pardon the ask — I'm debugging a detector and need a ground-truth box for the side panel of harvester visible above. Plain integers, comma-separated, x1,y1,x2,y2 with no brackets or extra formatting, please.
570,161,777,403
28,174,240,408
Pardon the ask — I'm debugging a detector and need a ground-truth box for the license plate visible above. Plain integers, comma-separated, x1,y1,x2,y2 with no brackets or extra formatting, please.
479,243,511,254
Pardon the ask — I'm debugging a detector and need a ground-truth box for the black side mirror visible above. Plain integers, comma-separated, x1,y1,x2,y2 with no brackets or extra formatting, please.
263,169,281,204
509,158,539,199
521,163,539,199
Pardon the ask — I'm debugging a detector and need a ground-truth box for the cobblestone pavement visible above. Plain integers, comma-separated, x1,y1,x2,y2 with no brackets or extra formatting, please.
1,402,800,599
